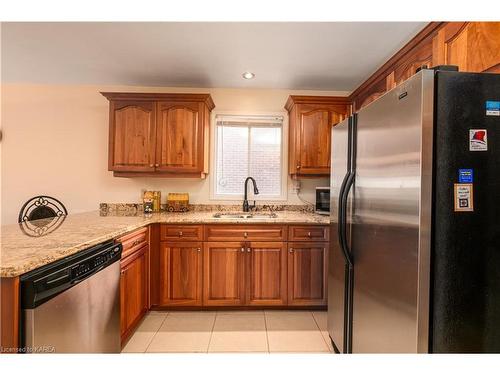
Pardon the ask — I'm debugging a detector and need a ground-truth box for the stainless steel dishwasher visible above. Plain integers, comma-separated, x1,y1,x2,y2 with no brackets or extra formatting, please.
20,240,122,353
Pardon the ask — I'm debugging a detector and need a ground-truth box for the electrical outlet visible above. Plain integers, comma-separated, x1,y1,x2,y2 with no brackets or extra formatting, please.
292,180,301,193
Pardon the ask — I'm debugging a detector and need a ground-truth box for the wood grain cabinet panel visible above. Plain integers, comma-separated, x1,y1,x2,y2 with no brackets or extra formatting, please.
246,242,287,306
203,242,246,306
101,92,214,178
288,225,329,242
159,242,202,306
285,96,350,177
443,22,500,73
120,246,148,342
287,242,328,306
160,225,203,241
204,225,286,242
118,227,149,259
109,101,156,172
156,102,203,173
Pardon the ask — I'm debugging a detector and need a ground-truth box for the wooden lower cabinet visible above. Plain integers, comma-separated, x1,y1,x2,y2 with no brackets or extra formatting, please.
159,242,203,306
287,242,328,306
202,241,287,306
154,225,329,308
203,242,246,306
120,246,148,341
246,242,287,306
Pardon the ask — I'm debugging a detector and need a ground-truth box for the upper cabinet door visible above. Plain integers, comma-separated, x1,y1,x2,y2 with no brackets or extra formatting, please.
110,101,156,172
156,101,203,173
285,96,350,177
297,106,334,175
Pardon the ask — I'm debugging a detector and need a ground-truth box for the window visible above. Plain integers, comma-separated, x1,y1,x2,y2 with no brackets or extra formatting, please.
213,114,285,200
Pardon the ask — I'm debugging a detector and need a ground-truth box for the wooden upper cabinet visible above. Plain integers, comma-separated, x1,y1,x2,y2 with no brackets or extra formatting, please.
156,101,203,173
285,96,350,177
434,22,500,73
101,92,215,178
351,22,500,111
109,101,156,172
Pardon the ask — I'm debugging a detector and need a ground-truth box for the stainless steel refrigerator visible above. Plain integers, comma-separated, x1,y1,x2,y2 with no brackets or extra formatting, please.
328,66,500,353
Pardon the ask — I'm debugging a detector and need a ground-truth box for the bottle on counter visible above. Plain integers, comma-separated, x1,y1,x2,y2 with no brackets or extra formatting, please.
153,191,161,212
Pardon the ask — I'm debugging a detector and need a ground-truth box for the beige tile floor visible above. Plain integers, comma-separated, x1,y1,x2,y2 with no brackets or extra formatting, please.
122,310,334,353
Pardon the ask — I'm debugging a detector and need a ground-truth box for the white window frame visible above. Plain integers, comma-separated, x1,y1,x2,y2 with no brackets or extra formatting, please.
210,110,288,201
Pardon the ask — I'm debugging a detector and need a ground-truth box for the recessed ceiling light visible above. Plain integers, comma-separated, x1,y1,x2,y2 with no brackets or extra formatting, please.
242,72,255,79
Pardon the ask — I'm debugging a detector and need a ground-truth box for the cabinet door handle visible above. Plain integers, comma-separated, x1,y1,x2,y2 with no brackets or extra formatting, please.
243,232,248,238
121,269,125,274
197,248,201,252
179,231,183,237
241,247,245,252
149,164,154,168
296,164,301,169
289,248,294,253
307,232,311,237
247,248,251,252
155,163,160,167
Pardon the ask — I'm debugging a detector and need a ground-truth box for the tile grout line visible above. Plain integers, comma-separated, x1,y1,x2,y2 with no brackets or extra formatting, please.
206,311,218,353
143,312,168,353
311,311,332,353
263,310,271,354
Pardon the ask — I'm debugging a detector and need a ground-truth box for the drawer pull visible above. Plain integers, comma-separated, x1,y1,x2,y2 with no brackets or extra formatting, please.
179,231,183,237
155,163,160,167
289,248,294,253
241,247,245,252
197,248,201,252
243,232,248,238
149,164,154,167
307,232,311,237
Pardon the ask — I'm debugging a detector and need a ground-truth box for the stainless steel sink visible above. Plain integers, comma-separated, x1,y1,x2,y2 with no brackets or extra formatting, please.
212,212,277,219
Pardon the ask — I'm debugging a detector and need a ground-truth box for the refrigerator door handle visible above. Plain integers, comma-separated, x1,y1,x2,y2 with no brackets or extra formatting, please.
338,171,353,267
340,171,355,267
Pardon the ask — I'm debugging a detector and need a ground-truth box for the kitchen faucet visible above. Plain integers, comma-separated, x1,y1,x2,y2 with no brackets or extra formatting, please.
243,177,259,212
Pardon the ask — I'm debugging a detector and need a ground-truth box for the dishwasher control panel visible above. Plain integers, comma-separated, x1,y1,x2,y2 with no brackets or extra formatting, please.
71,245,121,279
20,241,122,309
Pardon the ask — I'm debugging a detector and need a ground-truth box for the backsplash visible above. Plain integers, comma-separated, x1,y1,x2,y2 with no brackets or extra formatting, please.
99,203,314,215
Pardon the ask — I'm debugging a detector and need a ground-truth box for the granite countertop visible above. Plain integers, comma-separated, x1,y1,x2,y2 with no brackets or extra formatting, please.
0,209,329,277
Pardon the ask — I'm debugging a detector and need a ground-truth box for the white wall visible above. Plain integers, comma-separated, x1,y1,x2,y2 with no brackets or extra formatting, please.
1,84,347,224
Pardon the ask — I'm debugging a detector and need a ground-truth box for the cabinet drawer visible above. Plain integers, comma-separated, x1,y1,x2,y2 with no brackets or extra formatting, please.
288,225,329,242
118,226,149,259
160,225,203,241
205,225,286,241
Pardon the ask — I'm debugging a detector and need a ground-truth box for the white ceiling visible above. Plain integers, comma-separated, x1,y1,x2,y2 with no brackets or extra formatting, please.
1,22,426,91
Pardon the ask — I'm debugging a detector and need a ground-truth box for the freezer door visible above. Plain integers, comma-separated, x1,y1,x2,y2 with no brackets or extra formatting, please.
351,70,434,353
432,71,500,353
328,117,351,353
